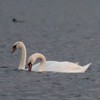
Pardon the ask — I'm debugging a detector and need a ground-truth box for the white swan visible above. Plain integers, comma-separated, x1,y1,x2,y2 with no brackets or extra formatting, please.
27,53,91,73
11,41,58,70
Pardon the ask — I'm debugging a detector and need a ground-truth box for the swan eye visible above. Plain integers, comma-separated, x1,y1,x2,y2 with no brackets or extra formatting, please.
28,62,32,66
13,45,16,49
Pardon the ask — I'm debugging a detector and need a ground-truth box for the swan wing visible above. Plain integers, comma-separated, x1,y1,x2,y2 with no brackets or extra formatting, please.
45,62,91,73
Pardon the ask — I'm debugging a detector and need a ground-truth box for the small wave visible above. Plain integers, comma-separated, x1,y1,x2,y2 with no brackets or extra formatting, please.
0,66,9,69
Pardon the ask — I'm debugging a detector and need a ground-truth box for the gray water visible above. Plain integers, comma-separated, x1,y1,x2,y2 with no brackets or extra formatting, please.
0,0,100,99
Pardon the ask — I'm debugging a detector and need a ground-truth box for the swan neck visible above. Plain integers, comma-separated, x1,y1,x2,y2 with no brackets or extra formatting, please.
35,54,46,72
19,44,27,70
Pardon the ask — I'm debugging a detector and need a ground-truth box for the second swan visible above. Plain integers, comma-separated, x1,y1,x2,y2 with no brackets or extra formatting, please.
28,53,91,73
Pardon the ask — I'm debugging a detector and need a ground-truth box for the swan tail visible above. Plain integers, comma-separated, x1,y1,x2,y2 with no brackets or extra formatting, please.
83,63,91,72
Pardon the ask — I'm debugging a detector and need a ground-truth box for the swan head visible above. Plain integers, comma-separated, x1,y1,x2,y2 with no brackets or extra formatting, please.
27,54,36,71
11,41,24,53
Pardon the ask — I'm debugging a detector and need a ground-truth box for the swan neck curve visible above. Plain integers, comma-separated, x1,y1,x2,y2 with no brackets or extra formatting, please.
38,54,46,72
33,53,46,72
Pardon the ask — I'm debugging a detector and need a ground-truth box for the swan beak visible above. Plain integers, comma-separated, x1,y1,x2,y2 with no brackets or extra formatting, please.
28,62,32,71
11,45,16,53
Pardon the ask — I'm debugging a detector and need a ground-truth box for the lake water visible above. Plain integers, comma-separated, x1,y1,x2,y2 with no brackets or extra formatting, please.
0,0,100,100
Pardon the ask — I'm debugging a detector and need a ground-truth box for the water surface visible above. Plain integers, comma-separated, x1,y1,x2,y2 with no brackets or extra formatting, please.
0,0,100,99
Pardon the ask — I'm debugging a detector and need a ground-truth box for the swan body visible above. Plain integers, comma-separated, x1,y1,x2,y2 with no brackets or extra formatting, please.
11,41,58,70
28,53,91,73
